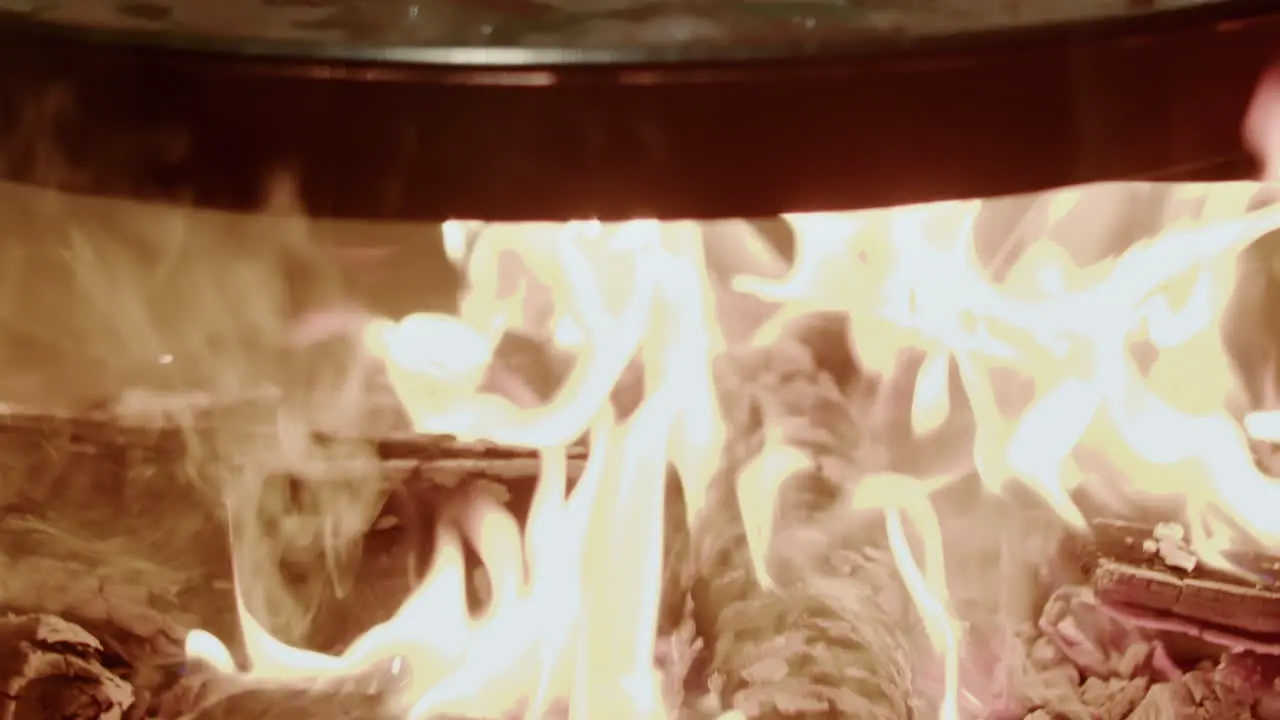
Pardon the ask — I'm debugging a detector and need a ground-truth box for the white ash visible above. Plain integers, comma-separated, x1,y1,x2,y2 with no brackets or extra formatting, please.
1140,522,1198,572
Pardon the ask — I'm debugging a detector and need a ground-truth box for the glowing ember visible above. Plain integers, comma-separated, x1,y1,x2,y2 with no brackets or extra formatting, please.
184,68,1280,720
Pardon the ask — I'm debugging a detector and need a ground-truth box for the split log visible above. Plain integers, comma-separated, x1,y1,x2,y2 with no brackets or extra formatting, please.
0,403,585,489
1066,519,1280,651
0,614,134,720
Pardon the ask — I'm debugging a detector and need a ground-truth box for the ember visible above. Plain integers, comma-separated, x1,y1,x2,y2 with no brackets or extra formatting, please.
9,28,1280,720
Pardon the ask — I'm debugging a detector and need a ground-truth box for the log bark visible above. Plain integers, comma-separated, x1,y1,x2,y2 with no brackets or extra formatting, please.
691,326,919,720
0,404,585,490
1067,519,1280,651
148,664,399,720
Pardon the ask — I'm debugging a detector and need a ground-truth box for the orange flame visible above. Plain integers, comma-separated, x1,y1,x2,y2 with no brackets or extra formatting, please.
185,69,1280,720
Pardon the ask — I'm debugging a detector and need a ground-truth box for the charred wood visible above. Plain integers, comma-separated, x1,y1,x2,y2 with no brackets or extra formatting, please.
1067,519,1280,652
0,614,135,720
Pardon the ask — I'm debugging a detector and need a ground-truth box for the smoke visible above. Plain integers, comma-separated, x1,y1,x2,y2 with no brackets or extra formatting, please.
0,177,449,650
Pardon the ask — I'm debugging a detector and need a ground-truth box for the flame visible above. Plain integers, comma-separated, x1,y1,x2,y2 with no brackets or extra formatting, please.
184,69,1280,720
188,220,725,719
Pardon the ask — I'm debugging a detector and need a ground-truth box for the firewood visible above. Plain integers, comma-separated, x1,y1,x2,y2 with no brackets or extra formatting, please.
0,404,586,497
0,613,135,720
692,334,917,720
153,668,397,720
1067,519,1280,650
0,402,588,467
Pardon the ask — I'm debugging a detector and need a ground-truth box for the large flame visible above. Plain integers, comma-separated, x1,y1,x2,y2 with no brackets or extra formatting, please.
186,70,1280,719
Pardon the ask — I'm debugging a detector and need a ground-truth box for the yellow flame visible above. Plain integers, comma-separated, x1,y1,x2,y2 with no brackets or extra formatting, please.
183,69,1280,720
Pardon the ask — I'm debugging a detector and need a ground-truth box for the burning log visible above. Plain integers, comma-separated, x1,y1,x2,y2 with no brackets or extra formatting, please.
0,396,594,702
691,318,920,720
0,402,586,506
1067,518,1280,653
151,669,398,720
0,613,135,720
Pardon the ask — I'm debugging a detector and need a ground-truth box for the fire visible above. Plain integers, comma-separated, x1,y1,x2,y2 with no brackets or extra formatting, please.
184,71,1280,719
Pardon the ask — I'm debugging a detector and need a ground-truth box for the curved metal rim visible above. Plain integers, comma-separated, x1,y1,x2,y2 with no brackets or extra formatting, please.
0,0,1275,221
0,0,1274,70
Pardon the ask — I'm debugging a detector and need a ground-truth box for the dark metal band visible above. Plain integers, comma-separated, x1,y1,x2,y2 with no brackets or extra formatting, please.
0,2,1276,222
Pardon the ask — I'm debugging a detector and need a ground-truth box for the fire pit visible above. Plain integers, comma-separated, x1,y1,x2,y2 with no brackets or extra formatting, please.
1,1,1280,720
